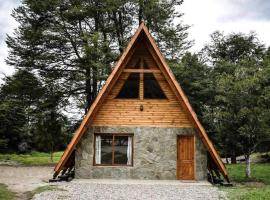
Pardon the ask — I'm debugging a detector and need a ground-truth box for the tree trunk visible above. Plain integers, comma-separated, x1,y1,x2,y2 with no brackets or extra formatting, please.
138,0,143,25
112,11,124,53
81,11,100,112
245,155,251,178
92,66,97,102
85,67,92,113
50,150,54,162
231,155,237,164
50,111,54,162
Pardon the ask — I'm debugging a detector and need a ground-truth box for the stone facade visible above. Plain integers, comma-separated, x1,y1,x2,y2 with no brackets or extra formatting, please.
75,126,207,180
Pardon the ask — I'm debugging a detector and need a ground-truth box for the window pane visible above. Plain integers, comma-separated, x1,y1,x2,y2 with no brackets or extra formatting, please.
114,136,129,165
126,59,140,69
144,73,166,99
100,135,113,164
142,59,149,69
116,73,140,98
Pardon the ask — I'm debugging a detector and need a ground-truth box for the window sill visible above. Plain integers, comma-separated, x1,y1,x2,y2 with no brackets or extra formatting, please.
93,164,133,167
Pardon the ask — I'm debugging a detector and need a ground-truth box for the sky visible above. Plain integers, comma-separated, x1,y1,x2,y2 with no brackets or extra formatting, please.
0,0,270,83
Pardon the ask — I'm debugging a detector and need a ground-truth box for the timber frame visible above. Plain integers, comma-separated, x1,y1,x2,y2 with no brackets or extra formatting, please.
54,22,229,182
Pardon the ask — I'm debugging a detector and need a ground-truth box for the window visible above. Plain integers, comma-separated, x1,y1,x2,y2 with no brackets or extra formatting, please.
144,73,166,99
142,59,149,69
127,59,140,69
116,73,140,99
116,57,167,99
94,134,133,166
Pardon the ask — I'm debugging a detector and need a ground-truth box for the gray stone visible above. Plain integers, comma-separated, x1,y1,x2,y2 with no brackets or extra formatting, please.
75,126,207,180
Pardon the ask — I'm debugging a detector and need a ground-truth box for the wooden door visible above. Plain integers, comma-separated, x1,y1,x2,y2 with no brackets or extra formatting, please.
177,135,195,180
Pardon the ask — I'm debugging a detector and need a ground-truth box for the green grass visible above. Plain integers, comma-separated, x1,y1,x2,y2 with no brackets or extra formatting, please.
0,151,63,165
0,184,16,200
227,163,270,184
223,185,270,200
222,163,270,200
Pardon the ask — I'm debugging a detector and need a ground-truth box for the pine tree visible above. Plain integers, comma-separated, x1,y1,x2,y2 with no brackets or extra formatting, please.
0,70,44,152
6,0,191,114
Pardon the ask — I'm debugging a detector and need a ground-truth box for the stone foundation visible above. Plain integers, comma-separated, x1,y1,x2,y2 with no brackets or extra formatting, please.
75,127,207,180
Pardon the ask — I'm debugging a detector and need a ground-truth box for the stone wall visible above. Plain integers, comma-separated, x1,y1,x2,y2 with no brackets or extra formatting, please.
75,127,207,180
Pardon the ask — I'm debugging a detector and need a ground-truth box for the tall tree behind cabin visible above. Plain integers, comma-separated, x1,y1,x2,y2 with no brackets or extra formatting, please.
6,0,191,113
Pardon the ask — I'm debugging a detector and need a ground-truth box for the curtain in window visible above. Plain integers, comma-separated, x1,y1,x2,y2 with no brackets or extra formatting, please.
127,136,132,165
95,135,101,164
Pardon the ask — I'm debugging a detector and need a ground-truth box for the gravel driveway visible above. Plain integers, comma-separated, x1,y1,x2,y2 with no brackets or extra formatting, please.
0,166,227,200
33,179,227,200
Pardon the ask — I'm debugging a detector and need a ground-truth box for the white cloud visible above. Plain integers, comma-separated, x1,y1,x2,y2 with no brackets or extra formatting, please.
180,0,270,52
0,0,19,84
220,0,270,21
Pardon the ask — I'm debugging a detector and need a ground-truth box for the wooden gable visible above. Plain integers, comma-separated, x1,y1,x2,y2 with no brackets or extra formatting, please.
92,33,192,127
54,23,229,182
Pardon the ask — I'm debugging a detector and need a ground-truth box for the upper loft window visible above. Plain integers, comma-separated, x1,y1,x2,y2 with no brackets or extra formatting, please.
142,59,149,69
144,73,166,99
116,57,167,99
116,73,139,99
127,59,140,69
126,59,149,69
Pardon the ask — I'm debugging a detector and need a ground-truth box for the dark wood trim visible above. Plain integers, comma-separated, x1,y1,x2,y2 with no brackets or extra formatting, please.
112,134,115,165
93,133,134,167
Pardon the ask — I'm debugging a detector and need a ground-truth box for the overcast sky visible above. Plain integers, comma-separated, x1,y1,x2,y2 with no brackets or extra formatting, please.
1,0,270,83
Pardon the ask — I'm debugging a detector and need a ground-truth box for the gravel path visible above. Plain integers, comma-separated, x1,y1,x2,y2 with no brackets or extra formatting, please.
0,166,227,200
33,179,227,200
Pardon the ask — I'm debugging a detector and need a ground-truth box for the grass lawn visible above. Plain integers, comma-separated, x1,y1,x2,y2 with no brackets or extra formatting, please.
0,151,63,165
0,184,16,200
222,163,270,200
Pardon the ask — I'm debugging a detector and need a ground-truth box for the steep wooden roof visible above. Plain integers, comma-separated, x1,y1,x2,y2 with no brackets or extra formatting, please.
54,22,228,181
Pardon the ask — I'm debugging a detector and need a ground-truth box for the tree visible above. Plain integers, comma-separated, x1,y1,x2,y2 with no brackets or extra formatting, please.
33,82,72,161
171,52,211,118
0,100,27,152
6,0,191,115
0,70,44,152
203,32,270,177
203,31,265,64
0,70,71,154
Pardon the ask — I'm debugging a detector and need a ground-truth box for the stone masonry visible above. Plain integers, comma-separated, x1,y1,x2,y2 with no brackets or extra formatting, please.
75,127,207,180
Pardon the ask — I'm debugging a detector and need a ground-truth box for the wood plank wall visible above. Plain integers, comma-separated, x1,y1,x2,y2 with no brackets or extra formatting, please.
92,42,193,128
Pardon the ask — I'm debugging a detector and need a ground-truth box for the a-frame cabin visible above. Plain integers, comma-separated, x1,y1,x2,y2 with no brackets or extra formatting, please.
54,23,229,182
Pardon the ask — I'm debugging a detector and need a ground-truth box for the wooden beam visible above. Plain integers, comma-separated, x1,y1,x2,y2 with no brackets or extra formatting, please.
123,69,161,73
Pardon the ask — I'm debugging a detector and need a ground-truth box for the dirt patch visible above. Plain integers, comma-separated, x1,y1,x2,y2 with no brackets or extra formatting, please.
0,160,21,166
0,166,53,199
